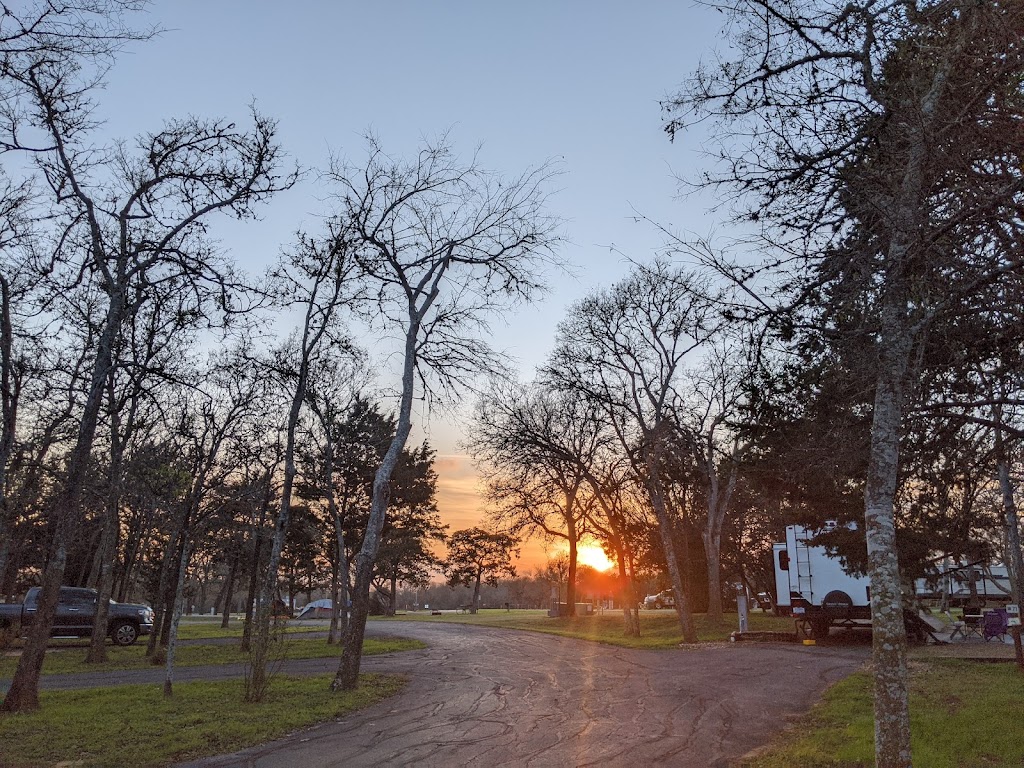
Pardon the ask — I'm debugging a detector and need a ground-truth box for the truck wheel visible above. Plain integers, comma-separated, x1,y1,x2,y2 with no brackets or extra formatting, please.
111,620,139,646
809,618,831,640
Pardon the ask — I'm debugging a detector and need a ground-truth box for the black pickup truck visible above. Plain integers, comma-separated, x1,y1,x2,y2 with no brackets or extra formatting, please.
0,586,154,646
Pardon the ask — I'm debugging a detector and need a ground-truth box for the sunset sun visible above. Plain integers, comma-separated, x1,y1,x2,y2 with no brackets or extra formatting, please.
576,543,614,572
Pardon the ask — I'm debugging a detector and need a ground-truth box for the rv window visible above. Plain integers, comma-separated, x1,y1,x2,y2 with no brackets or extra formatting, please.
778,550,789,571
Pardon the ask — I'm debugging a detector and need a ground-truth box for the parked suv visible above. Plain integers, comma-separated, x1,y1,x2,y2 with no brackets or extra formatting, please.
0,586,154,646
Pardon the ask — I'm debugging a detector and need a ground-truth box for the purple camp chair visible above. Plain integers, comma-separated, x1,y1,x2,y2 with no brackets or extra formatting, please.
983,608,1009,642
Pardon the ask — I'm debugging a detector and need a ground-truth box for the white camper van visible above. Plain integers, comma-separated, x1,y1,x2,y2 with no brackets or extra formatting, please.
773,523,872,639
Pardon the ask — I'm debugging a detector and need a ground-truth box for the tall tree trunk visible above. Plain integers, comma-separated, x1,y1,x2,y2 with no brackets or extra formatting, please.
864,306,913,768
703,529,723,622
1,288,126,713
332,321,418,692
388,568,398,616
164,539,194,697
615,540,640,637
158,536,186,649
328,556,340,644
703,448,737,623
565,529,577,617
87,381,132,664
471,571,483,613
220,549,239,629
84,501,119,663
325,437,347,644
995,425,1024,671
242,476,273,653
0,275,20,606
241,530,261,653
147,527,179,657
643,437,697,642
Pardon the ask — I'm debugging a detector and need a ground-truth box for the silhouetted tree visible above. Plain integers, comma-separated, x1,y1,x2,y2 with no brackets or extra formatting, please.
327,135,561,691
444,528,519,614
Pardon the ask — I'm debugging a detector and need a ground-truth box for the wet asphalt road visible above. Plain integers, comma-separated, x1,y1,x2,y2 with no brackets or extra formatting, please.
156,621,869,768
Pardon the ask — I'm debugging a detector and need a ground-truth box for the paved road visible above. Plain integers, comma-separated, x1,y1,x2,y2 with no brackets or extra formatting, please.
163,621,867,768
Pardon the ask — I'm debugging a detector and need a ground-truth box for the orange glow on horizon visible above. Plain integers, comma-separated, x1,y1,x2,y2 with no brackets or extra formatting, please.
433,454,617,574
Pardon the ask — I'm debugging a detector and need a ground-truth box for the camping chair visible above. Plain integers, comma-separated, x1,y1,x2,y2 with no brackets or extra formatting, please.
961,607,986,640
983,609,1009,642
945,610,968,641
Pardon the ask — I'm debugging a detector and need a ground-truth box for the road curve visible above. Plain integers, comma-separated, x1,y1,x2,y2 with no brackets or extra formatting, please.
176,621,867,768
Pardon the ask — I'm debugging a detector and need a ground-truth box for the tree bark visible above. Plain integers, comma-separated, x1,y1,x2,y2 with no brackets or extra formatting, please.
864,305,913,768
615,540,640,637
0,275,20,602
332,322,417,691
86,380,134,664
565,529,577,617
995,426,1024,671
1,287,125,712
84,500,119,663
703,443,737,623
643,438,697,643
164,540,193,697
471,571,483,614
220,548,239,629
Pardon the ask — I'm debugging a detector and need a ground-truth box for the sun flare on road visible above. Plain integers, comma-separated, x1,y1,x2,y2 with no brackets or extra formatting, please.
576,544,614,572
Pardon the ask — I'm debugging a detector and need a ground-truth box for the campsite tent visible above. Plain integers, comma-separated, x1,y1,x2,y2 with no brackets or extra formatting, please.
294,599,333,620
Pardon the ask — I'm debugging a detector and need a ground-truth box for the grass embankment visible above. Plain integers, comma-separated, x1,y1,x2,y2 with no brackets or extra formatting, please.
174,618,326,641
0,622,422,766
375,607,793,649
0,673,404,767
0,634,423,678
738,660,1024,768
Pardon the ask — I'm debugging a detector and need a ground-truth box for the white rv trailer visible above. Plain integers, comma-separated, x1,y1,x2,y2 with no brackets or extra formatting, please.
773,523,872,639
773,524,1013,639
914,562,1012,605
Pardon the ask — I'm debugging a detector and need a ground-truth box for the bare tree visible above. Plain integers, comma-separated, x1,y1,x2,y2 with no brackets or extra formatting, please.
162,348,269,698
0,177,39,593
470,382,645,635
677,340,749,622
302,352,371,644
1,71,294,709
469,383,594,616
83,263,219,663
0,0,153,637
326,135,562,691
664,2,1024,763
545,259,720,643
246,227,359,701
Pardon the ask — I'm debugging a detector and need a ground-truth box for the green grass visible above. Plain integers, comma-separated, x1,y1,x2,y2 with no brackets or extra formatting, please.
738,660,1024,768
374,608,794,649
0,673,404,767
0,635,424,678
174,618,327,640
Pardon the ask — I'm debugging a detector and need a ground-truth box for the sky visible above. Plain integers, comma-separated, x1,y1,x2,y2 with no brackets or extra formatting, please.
96,1,730,571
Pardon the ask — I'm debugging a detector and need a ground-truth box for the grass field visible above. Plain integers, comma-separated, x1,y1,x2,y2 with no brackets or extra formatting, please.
0,634,423,677
737,659,1024,767
0,673,404,767
373,607,795,649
